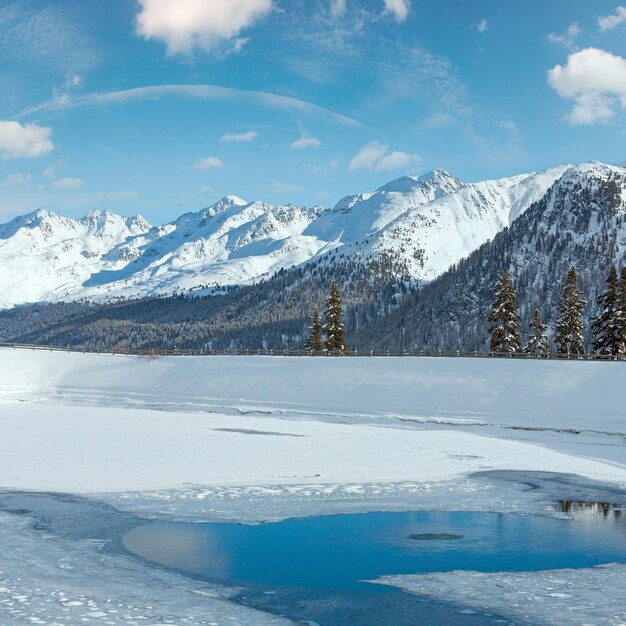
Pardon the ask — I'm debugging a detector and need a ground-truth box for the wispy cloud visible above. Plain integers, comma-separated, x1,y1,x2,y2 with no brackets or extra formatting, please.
52,177,84,190
281,10,470,120
291,136,321,149
0,120,54,159
330,0,347,17
220,130,258,142
135,0,273,55
52,72,84,107
1,173,33,188
95,190,140,202
266,181,304,194
476,18,488,33
19,84,361,128
414,112,457,132
304,157,340,175
547,23,580,50
598,6,626,31
193,156,224,170
0,2,101,72
548,47,626,124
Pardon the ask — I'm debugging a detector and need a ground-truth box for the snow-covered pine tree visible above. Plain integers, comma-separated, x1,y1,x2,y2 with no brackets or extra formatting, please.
618,267,626,357
304,306,323,352
523,309,550,356
591,265,622,357
488,267,520,354
323,280,347,353
555,267,587,357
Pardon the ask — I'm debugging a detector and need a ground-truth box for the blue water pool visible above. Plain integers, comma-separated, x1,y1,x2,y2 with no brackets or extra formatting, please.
123,504,626,593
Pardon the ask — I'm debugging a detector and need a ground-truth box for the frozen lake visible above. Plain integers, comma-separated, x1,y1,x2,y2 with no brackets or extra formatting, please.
2,352,626,624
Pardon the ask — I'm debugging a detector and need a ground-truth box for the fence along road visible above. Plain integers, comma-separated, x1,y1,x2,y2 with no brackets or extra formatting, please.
0,342,623,361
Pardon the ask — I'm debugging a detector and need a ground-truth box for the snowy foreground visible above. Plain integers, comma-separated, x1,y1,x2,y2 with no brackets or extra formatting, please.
1,350,626,625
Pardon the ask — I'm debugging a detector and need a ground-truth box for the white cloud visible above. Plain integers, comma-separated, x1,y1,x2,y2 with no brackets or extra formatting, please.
383,0,410,22
0,121,53,160
290,136,321,150
220,130,258,143
476,18,488,33
349,141,421,172
135,0,273,55
348,141,389,171
53,177,84,190
43,165,56,177
547,23,580,50
598,6,626,31
198,184,214,193
375,150,422,172
330,0,346,16
193,156,224,170
548,47,626,124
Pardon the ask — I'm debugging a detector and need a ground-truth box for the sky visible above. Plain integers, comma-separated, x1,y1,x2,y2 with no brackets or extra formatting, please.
1,0,626,224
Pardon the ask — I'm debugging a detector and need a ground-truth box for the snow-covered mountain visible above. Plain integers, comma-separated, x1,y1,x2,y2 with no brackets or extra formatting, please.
311,166,571,280
0,163,592,308
387,161,626,351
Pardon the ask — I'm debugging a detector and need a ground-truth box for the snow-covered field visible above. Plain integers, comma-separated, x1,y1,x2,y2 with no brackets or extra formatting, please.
1,349,625,625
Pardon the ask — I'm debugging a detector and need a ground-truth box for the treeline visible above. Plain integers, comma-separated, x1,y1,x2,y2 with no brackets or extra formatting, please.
488,265,626,358
0,252,414,352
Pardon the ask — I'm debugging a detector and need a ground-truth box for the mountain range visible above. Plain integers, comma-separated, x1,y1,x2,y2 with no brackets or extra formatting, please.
0,164,576,309
1,159,626,353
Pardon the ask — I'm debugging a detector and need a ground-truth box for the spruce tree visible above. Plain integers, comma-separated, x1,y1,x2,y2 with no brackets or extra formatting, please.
524,309,550,356
555,267,587,357
488,267,520,354
323,280,347,353
618,267,626,356
304,306,323,352
592,265,621,357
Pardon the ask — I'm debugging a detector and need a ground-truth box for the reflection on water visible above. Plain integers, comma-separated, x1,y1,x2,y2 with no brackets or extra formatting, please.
123,522,232,576
559,499,624,519
123,507,626,594
408,533,463,541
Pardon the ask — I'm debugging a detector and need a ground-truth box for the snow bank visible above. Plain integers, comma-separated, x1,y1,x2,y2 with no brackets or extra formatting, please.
378,565,626,626
0,511,292,625
0,350,625,493
1,349,625,427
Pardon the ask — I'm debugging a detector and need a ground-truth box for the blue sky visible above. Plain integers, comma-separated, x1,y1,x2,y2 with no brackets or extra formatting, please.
1,0,626,223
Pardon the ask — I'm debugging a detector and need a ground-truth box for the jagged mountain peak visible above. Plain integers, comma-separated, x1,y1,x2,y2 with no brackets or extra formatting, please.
205,194,248,217
560,160,624,180
374,169,462,196
0,162,615,309
417,167,463,187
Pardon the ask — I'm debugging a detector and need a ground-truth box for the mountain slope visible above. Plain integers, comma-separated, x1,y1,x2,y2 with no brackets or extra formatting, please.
0,165,573,309
369,161,626,351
